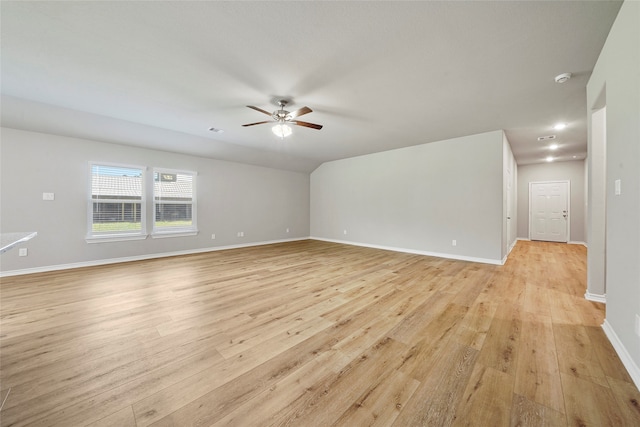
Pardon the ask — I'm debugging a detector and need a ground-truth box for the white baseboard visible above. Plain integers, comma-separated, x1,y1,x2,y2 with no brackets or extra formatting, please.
602,319,640,391
310,237,504,265
0,237,310,277
518,237,587,248
585,291,607,303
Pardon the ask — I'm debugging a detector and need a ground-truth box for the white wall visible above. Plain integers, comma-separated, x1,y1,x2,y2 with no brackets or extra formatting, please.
0,127,310,274
310,130,506,264
516,160,586,243
586,0,640,386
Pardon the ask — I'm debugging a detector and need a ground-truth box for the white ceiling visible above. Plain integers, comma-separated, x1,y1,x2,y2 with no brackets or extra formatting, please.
0,1,622,173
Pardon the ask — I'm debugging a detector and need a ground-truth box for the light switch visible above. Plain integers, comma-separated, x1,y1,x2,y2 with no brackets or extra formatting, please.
614,179,621,196
43,192,55,201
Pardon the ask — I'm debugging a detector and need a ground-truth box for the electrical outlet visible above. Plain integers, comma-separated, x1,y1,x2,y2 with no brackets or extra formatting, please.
42,192,55,201
237,231,244,237
635,314,640,337
452,240,457,247
343,230,347,235
286,228,290,233
19,248,28,257
211,233,216,239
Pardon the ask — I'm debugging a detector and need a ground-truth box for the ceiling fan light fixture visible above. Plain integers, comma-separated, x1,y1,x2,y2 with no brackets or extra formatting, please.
272,123,292,138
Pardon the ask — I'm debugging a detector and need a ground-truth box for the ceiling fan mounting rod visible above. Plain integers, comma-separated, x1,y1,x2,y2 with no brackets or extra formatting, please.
275,100,290,122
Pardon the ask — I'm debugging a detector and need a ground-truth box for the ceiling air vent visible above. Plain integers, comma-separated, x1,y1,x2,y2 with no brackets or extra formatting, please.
537,135,556,141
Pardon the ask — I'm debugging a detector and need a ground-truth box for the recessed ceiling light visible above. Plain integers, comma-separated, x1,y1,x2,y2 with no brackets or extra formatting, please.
549,143,559,150
553,123,567,130
209,127,224,133
546,156,554,162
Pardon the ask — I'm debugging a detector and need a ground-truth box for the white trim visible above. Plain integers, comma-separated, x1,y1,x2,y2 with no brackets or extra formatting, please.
0,237,309,277
151,231,198,239
602,319,640,391
310,237,504,265
517,237,586,248
86,234,148,243
584,291,606,303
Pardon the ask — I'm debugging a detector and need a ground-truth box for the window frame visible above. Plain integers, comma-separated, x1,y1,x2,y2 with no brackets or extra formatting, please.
86,162,148,243
151,167,198,238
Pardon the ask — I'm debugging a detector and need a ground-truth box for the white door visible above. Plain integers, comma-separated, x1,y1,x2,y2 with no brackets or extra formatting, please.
507,166,513,245
530,181,569,242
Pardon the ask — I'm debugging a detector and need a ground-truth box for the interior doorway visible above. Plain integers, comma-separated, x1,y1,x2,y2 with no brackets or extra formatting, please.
529,181,570,242
587,104,607,301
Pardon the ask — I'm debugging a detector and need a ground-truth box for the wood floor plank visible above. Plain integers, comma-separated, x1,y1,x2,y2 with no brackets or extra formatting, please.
207,351,342,427
133,316,334,426
553,323,609,387
561,372,628,426
331,368,420,427
452,299,499,350
1,346,225,427
86,406,137,427
451,364,514,427
475,303,521,376
585,325,634,383
392,339,478,426
514,311,564,413
263,337,410,427
509,393,567,427
2,324,229,412
606,376,640,425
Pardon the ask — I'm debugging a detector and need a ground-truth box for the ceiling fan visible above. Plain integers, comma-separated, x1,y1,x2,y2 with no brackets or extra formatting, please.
242,100,323,137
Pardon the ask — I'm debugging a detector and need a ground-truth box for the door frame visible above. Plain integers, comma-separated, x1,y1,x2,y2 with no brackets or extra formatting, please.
528,180,571,242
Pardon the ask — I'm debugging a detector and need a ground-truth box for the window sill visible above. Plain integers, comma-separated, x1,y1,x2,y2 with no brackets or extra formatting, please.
86,234,148,244
151,230,198,239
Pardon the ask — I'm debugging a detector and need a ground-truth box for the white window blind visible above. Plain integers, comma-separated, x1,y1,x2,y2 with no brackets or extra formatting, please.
153,169,197,235
88,163,146,240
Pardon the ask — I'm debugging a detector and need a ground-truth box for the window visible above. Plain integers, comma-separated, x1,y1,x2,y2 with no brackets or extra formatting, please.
88,163,146,241
153,169,197,236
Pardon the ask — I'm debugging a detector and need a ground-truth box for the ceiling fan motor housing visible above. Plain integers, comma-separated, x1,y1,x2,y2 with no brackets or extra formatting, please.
274,110,290,121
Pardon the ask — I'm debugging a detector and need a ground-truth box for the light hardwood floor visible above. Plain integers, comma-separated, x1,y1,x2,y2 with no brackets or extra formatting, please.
1,240,639,426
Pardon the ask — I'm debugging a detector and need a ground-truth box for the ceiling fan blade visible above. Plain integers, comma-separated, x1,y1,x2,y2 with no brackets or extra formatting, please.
247,105,273,116
242,121,271,127
287,106,312,119
291,120,323,130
